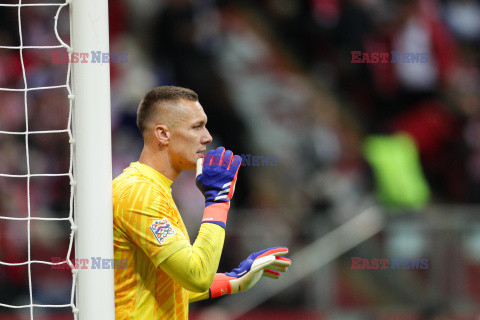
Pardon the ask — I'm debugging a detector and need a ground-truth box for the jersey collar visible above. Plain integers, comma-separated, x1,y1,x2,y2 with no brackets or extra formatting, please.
132,162,173,188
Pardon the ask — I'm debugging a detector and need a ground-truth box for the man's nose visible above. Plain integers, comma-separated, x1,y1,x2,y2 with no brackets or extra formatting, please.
202,129,213,144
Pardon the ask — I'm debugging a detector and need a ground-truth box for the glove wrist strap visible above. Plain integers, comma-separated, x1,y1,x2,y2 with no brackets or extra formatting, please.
202,202,229,229
209,273,233,298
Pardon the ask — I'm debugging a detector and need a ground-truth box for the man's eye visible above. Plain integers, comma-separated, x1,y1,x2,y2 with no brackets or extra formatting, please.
193,125,201,129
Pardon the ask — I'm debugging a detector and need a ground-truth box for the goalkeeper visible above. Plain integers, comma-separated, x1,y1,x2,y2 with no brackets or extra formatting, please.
113,86,291,320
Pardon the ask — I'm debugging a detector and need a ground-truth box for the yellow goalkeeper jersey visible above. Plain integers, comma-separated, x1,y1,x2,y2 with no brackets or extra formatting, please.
113,162,191,320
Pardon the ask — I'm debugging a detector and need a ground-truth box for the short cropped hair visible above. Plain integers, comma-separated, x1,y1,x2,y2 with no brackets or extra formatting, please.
137,86,199,134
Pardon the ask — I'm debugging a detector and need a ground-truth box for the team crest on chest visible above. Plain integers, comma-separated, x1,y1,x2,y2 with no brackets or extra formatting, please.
150,218,175,244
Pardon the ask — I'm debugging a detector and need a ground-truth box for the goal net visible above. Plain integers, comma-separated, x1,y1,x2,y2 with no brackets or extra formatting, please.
0,1,114,319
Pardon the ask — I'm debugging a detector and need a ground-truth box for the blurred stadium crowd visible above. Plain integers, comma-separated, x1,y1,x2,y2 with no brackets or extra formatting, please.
1,0,480,319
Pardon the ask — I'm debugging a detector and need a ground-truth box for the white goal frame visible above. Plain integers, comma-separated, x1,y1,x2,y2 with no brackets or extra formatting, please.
70,0,115,319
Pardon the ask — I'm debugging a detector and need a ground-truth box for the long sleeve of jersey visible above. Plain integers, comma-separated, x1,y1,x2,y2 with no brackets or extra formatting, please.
161,222,225,293
189,290,209,302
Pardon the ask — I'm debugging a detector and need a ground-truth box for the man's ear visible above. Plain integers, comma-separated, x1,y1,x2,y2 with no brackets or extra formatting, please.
154,124,170,147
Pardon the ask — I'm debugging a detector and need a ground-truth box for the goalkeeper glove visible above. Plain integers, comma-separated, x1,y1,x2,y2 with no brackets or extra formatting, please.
196,147,241,229
209,247,291,298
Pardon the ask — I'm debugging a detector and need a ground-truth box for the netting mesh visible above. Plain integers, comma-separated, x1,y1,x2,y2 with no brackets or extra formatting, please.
0,1,78,319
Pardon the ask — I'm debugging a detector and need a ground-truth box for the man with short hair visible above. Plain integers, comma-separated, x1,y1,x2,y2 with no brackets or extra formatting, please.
113,86,291,319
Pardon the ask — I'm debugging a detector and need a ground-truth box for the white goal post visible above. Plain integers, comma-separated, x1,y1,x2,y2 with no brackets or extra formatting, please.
71,0,115,319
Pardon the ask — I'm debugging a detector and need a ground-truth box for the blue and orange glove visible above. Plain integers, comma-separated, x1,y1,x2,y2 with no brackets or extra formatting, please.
196,147,242,229
209,247,292,298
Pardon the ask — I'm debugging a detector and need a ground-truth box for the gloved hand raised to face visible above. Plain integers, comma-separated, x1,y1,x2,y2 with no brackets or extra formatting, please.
196,147,242,228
